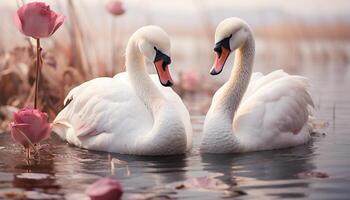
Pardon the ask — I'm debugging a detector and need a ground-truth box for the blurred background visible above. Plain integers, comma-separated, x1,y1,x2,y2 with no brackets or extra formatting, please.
1,0,350,128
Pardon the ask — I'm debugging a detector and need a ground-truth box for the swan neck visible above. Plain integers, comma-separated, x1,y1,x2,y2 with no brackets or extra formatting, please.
223,33,255,119
125,38,163,111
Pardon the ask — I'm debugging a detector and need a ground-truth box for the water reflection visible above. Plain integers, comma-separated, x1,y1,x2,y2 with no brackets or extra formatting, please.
13,173,59,190
0,55,350,199
201,142,316,179
200,143,316,198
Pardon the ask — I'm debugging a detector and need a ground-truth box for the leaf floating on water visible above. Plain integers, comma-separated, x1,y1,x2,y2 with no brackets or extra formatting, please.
175,184,185,189
222,190,248,198
128,193,174,200
174,176,246,198
16,173,52,180
85,177,123,200
65,193,90,200
175,176,229,191
24,191,61,199
298,171,329,179
0,188,25,199
77,158,95,162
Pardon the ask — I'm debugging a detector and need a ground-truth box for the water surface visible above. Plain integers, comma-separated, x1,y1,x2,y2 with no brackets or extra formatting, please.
0,60,349,200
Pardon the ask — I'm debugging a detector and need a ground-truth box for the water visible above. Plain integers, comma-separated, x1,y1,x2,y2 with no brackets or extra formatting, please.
1,51,350,200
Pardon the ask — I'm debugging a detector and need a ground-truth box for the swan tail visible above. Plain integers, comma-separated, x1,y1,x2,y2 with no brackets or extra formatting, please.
290,75,315,108
307,116,329,130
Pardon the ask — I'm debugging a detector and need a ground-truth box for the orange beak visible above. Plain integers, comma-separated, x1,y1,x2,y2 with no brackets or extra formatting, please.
154,60,173,87
210,46,231,75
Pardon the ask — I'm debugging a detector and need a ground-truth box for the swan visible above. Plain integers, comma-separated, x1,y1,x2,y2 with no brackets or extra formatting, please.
200,18,314,153
53,26,192,155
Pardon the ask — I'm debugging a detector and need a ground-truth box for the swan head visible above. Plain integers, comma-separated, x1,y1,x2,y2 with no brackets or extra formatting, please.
134,26,173,87
210,17,251,75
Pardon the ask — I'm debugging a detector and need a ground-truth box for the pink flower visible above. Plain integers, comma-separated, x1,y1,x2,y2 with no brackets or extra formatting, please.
14,2,65,39
181,70,200,92
9,108,52,148
85,178,123,200
105,1,125,16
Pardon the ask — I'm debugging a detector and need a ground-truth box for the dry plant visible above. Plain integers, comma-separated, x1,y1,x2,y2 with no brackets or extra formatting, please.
0,0,111,131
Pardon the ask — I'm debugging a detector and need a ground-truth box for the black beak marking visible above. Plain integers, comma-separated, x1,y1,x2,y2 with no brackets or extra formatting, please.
162,80,173,87
210,68,220,75
214,34,232,55
154,47,171,71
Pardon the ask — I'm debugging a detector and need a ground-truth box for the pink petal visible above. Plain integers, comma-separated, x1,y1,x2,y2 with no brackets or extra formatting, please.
13,12,24,35
14,2,64,38
39,123,53,142
13,111,23,123
176,176,229,191
10,108,52,145
10,123,31,128
48,14,65,37
20,3,50,38
85,178,123,200
10,122,30,147
106,1,125,16
38,110,49,122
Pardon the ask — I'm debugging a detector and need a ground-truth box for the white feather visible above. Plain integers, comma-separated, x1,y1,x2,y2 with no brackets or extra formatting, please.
201,18,315,153
53,27,192,155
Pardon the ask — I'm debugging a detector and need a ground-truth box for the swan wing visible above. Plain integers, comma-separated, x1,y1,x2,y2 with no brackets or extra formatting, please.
242,70,289,102
53,73,152,142
234,74,314,150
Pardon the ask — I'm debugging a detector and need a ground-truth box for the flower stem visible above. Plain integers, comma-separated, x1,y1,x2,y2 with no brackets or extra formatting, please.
34,39,41,109
26,147,31,160
15,127,38,160
111,18,116,73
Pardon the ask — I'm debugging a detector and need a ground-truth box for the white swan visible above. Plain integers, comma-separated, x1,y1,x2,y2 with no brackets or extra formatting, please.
200,18,314,153
53,26,192,155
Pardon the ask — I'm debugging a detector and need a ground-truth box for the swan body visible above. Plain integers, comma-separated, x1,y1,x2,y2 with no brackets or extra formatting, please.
200,18,314,153
54,26,192,155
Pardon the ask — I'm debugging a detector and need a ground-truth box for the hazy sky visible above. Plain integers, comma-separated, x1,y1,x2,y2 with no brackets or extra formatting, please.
3,0,350,16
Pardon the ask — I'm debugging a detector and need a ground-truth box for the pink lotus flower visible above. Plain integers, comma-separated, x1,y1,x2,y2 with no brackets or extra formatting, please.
85,177,123,200
14,2,65,39
106,1,125,16
9,108,52,148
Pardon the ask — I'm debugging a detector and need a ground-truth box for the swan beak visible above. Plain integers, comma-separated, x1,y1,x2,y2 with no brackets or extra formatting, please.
154,60,173,87
210,46,231,75
154,47,173,87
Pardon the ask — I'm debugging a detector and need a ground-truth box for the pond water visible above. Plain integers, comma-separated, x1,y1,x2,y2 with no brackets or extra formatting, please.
0,60,349,200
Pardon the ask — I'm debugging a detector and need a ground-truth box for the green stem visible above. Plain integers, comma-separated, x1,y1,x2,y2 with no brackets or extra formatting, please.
34,39,41,109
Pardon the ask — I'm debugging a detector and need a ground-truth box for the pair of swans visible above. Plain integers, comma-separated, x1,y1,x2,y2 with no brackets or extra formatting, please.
53,18,314,155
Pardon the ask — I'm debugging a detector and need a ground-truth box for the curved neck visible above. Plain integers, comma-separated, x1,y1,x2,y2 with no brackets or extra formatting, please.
124,36,188,154
125,38,163,112
219,33,255,121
